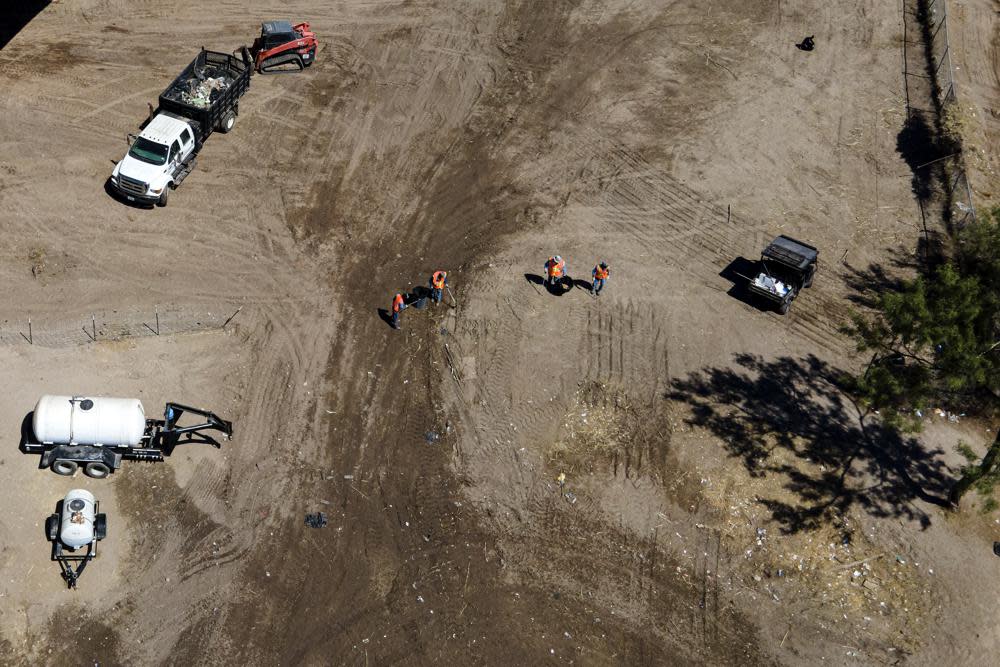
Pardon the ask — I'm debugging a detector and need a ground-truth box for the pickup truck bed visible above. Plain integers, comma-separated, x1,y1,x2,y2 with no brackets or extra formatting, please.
158,48,251,144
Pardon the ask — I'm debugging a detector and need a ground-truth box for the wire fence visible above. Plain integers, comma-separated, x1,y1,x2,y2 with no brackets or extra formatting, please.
902,0,977,232
0,305,244,348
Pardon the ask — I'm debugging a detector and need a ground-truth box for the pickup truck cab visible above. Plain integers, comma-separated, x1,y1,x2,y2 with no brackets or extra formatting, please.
111,114,197,206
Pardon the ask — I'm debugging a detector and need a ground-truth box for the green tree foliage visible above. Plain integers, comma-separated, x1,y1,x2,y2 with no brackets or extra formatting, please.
847,207,1000,507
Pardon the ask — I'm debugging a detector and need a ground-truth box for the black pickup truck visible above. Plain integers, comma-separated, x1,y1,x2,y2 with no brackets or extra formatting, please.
746,235,819,314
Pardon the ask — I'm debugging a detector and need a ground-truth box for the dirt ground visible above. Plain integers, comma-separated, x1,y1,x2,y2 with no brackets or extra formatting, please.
949,0,1000,205
2,0,999,665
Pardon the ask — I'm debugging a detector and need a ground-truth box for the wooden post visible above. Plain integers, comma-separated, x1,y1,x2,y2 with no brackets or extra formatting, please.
222,306,243,329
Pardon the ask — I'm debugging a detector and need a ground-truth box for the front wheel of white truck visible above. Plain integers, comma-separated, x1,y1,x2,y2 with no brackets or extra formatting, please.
156,186,170,207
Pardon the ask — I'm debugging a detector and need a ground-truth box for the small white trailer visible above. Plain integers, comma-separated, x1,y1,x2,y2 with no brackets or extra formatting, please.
45,489,107,588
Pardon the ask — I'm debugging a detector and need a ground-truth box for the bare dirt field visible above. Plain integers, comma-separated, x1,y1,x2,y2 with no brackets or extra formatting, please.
1,0,999,665
949,0,1000,205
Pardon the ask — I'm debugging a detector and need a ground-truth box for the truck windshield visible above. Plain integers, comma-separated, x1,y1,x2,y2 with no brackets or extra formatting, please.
129,137,169,165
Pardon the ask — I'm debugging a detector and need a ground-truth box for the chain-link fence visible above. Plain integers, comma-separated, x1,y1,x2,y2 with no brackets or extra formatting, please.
902,0,977,232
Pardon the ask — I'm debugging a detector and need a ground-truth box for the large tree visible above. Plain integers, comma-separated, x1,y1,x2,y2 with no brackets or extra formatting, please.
847,207,1000,507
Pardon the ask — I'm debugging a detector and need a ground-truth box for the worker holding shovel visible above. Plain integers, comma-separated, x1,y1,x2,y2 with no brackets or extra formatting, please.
429,270,449,305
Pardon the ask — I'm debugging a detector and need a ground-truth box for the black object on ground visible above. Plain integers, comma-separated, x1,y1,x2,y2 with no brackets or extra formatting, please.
796,35,815,51
994,541,1000,557
305,512,328,528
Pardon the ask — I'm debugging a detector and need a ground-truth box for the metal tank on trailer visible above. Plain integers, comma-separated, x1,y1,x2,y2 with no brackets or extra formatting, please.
22,394,234,477
32,395,146,447
45,488,107,588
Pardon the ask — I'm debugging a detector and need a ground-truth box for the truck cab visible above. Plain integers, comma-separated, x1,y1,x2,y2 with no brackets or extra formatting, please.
111,113,197,206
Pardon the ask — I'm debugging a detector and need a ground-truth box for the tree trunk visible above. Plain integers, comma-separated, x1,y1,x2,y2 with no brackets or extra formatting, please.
950,429,1000,508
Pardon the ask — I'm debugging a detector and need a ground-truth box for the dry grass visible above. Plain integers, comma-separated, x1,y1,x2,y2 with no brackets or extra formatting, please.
690,429,933,653
546,381,637,473
27,246,45,278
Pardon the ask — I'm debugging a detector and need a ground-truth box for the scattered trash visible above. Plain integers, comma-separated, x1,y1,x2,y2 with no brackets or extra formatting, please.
305,512,328,528
895,555,906,565
344,474,354,480
564,491,577,504
425,431,440,444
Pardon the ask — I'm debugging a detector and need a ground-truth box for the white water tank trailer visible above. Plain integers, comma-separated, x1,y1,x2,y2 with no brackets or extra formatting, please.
45,489,107,588
33,395,146,448
23,395,234,477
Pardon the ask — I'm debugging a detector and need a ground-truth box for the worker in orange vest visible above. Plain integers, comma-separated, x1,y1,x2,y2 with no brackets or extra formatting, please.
391,293,406,329
544,255,566,287
591,262,610,296
429,270,449,305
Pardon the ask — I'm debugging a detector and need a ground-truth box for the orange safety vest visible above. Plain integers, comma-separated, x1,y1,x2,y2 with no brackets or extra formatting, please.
392,294,405,313
547,258,565,278
594,265,609,280
432,271,447,289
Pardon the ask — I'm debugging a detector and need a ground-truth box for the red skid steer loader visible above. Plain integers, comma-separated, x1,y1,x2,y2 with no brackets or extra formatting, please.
251,21,318,74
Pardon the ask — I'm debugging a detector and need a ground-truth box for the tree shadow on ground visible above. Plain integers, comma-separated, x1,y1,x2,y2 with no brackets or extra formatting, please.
668,353,952,533
840,247,922,309
897,111,942,206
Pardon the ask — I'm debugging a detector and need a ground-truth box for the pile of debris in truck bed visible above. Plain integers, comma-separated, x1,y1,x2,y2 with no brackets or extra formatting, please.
163,67,234,108
752,273,790,297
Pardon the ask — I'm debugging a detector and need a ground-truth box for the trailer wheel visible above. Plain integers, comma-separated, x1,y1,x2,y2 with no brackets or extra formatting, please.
219,112,236,134
52,460,78,476
778,299,791,315
95,514,108,541
156,187,169,207
45,514,59,541
84,461,111,479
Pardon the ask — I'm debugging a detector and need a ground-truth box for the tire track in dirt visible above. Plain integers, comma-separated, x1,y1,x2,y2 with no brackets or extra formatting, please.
556,129,854,356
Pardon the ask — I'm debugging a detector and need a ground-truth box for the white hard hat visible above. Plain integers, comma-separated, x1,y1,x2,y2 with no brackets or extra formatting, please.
554,255,562,262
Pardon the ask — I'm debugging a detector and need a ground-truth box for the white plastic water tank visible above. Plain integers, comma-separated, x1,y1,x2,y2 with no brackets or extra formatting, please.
33,395,146,447
60,489,97,549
